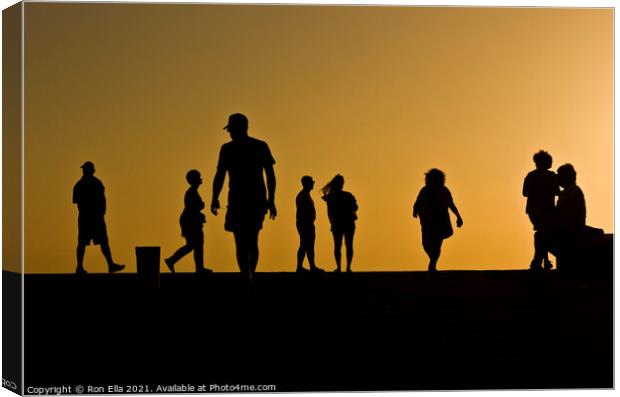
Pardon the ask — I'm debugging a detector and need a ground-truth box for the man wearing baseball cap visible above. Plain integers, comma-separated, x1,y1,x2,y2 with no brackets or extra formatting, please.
211,113,277,281
72,161,125,274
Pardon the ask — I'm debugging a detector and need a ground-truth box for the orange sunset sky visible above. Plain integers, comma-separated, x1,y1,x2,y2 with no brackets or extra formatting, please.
19,4,612,273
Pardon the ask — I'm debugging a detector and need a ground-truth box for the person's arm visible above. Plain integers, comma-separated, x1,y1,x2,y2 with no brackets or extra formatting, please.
72,184,78,205
100,182,106,216
197,194,205,211
413,189,422,218
449,201,463,227
187,190,205,211
211,169,225,215
211,147,227,215
522,175,530,197
265,163,277,219
323,195,334,224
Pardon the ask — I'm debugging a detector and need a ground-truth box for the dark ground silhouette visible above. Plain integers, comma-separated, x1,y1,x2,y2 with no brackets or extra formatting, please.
23,270,612,391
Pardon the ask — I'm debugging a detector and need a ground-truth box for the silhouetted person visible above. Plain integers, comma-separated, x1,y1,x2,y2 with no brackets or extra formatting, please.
72,161,125,274
545,163,611,274
322,175,358,273
522,150,559,271
413,169,463,272
165,170,212,274
555,164,586,233
211,113,276,281
296,176,324,273
548,164,586,270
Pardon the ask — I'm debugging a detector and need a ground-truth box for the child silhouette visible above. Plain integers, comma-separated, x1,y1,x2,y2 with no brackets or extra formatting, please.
165,170,212,274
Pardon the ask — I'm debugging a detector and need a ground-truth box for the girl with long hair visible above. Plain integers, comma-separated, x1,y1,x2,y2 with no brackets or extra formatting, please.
413,169,463,272
322,175,358,273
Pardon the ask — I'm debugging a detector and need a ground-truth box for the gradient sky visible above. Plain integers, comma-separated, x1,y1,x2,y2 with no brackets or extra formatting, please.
22,4,613,273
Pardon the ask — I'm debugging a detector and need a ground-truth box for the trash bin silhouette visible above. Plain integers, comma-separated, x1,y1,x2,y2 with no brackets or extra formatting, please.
136,247,160,288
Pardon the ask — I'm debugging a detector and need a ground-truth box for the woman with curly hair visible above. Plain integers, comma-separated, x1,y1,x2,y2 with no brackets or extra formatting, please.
413,169,463,272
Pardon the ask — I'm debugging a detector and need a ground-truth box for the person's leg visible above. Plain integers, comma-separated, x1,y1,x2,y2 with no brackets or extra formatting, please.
307,241,316,269
193,243,207,272
534,220,553,270
100,241,124,273
344,229,355,272
333,230,343,272
234,227,259,279
234,228,259,280
101,242,113,265
542,250,552,269
233,230,250,275
544,222,563,270
76,243,86,273
539,217,553,270
76,218,91,273
169,230,209,274
536,231,553,270
94,220,123,272
297,226,307,271
307,226,320,271
529,214,543,270
168,244,193,265
192,230,211,273
165,244,192,273
422,236,440,272
100,242,115,267
434,239,443,271
421,236,432,265
425,241,439,271
248,229,260,273
531,231,545,270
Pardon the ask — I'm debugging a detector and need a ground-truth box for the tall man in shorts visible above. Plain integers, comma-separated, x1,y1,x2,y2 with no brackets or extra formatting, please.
211,113,277,281
73,161,125,274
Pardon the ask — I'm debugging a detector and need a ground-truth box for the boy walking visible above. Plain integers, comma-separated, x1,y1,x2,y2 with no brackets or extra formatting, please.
165,170,212,274
523,150,559,270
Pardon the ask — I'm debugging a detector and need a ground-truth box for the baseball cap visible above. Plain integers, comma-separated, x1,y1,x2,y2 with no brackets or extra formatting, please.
223,113,248,130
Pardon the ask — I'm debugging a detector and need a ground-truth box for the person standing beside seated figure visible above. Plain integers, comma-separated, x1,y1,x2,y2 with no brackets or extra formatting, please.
321,174,358,273
413,168,463,272
295,176,324,273
522,150,559,271
165,169,212,274
72,161,125,275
